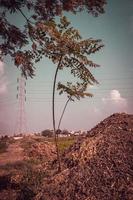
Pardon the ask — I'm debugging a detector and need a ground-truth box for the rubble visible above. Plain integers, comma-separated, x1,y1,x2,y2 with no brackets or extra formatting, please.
0,137,57,200
0,113,133,200
38,113,133,200
23,137,56,162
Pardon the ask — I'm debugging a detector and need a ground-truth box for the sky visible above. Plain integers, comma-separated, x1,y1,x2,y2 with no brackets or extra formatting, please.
0,0,133,135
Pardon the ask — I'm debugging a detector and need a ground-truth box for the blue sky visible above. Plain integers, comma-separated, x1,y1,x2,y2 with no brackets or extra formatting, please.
0,0,133,135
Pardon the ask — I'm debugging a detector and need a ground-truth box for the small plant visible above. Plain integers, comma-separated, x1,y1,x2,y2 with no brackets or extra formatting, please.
0,137,8,153
0,142,7,153
57,137,76,153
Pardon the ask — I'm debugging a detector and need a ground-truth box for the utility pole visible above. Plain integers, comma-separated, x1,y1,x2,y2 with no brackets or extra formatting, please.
15,76,27,135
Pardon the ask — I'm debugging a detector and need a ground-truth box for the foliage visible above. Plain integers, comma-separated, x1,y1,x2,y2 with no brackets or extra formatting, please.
61,129,70,135
57,136,76,153
0,140,8,153
0,136,11,153
0,0,106,21
57,82,93,101
0,0,106,77
41,129,53,137
30,15,103,94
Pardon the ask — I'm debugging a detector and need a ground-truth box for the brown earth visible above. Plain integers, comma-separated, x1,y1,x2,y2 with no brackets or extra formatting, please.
0,141,24,167
0,136,56,200
22,137,56,162
37,113,133,200
0,113,133,200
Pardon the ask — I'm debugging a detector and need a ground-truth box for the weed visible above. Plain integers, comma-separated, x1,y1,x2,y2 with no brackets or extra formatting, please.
0,141,8,153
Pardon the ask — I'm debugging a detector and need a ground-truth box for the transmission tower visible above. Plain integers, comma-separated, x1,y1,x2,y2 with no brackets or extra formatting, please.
15,76,27,134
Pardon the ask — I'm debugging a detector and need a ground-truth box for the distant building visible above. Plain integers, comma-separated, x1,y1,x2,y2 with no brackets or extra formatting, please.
13,136,23,140
58,134,71,137
70,130,86,136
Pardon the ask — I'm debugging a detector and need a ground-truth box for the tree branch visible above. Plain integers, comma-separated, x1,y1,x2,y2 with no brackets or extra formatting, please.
57,97,71,130
17,7,30,23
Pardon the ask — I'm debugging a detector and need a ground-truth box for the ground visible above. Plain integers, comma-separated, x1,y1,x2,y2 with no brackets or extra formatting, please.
0,140,24,167
0,135,76,200
0,113,132,200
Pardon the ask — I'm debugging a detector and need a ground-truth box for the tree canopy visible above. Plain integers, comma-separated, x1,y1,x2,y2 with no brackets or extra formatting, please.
0,0,106,77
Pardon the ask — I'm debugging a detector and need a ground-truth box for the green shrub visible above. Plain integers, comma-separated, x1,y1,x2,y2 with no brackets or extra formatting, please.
57,137,76,152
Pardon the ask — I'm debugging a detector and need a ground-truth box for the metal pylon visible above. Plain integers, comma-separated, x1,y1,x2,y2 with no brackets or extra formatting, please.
15,76,27,134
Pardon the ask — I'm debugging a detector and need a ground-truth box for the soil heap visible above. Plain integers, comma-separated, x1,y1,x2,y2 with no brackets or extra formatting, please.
23,137,56,163
38,113,133,200
0,136,56,200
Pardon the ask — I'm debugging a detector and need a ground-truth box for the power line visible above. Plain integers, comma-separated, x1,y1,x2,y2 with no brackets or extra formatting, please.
25,87,133,92
9,76,133,85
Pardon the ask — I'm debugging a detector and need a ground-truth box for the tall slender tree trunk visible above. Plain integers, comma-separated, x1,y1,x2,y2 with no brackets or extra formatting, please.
52,55,62,172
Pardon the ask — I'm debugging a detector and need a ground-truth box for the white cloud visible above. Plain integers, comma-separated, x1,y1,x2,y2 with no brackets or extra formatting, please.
102,89,127,112
110,90,120,100
0,61,8,94
73,89,130,131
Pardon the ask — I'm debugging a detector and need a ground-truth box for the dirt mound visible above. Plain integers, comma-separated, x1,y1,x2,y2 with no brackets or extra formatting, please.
0,136,56,200
23,137,56,162
38,113,133,200
0,141,24,167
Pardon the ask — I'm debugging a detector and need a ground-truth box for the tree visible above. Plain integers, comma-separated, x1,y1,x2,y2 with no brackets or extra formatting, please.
41,129,53,137
0,1,105,171
61,129,69,136
28,16,103,171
